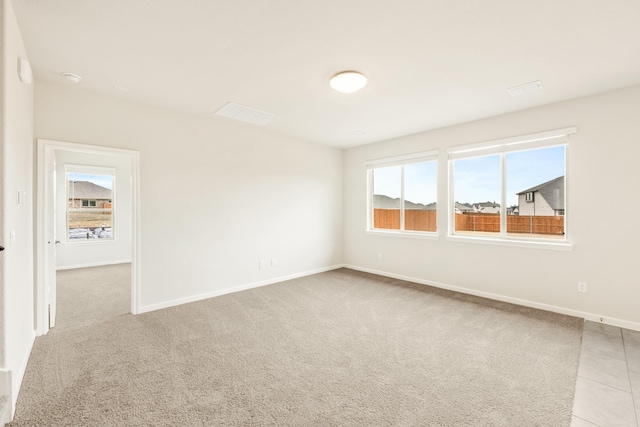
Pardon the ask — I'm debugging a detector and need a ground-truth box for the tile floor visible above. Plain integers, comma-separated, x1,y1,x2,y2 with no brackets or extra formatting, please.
571,321,640,427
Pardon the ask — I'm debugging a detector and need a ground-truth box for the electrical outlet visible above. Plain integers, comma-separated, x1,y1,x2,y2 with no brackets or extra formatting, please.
577,282,587,293
271,258,277,267
259,260,268,269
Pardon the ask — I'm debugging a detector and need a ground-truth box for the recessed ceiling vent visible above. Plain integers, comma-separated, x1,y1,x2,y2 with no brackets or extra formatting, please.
214,102,281,126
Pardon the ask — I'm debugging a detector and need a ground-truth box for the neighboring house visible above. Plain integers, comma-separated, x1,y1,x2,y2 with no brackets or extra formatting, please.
454,203,473,214
68,181,112,208
372,194,435,210
372,196,507,215
472,201,500,214
517,176,565,216
507,206,519,215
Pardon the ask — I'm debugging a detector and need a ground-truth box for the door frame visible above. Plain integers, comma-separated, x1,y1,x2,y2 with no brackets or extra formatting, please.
36,139,141,335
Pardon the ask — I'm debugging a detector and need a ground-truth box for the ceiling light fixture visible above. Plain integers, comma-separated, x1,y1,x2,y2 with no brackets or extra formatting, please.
62,72,82,83
330,71,367,93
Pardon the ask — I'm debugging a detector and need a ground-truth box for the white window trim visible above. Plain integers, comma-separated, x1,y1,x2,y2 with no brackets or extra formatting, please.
447,127,576,159
365,149,439,168
366,230,440,240
446,235,573,251
366,150,439,236
447,127,575,248
65,164,116,244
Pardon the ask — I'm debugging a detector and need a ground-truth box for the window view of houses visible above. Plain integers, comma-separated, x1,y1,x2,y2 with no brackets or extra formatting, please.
371,145,566,239
372,174,565,238
452,175,565,237
67,174,114,240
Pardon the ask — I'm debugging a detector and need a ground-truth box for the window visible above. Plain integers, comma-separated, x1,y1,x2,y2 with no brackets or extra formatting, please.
66,165,115,241
367,151,438,235
449,127,575,242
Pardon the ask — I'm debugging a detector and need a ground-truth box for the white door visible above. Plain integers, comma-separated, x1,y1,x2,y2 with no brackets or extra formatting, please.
44,145,57,328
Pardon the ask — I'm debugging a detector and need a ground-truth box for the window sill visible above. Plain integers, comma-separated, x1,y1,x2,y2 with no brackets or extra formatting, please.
446,235,573,251
366,230,439,240
64,239,117,246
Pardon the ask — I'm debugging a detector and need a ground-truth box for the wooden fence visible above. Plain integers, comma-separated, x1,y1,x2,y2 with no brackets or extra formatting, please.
373,209,436,232
373,209,564,235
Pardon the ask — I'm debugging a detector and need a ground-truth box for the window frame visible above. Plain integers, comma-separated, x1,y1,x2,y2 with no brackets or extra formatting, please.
65,165,116,244
366,150,439,239
447,127,576,250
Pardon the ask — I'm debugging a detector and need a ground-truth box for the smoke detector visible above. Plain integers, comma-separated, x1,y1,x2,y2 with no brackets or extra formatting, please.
62,72,82,83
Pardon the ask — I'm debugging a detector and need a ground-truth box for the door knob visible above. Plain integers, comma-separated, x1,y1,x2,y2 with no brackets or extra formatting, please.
55,240,61,244
0,246,4,251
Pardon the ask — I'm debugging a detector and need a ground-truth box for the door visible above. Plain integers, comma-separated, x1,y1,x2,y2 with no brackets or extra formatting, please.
44,145,57,328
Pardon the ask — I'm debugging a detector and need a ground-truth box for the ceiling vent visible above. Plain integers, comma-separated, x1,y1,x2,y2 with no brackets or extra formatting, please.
508,80,543,96
214,102,281,126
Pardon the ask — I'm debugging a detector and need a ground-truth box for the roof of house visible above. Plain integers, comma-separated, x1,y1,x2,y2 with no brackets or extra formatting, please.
474,201,500,208
68,181,112,200
455,203,473,212
517,176,564,210
372,194,435,210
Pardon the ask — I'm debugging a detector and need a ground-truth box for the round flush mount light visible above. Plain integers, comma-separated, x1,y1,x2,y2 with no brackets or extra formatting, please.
62,72,82,83
330,71,367,93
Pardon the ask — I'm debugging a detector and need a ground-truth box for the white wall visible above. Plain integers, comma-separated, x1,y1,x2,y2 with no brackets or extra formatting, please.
344,85,640,327
0,0,35,418
35,80,343,311
55,150,132,269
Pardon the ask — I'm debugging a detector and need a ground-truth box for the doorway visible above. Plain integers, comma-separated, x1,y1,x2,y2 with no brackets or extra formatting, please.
36,139,140,335
55,264,131,330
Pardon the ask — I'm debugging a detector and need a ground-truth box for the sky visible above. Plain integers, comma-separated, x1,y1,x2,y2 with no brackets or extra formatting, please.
68,172,113,190
373,162,437,205
373,145,565,206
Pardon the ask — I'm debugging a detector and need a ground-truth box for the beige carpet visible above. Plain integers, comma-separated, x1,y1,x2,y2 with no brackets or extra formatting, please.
9,268,582,426
54,263,131,331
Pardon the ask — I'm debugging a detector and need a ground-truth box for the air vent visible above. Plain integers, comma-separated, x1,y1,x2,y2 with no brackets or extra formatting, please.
214,102,281,126
507,80,543,96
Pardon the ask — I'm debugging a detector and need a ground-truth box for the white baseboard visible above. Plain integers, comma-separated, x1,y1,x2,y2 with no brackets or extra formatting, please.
0,330,37,423
138,264,345,314
56,259,131,270
0,362,13,426
344,264,640,332
0,370,9,397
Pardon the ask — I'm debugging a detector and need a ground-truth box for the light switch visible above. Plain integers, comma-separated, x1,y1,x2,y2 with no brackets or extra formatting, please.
17,190,26,206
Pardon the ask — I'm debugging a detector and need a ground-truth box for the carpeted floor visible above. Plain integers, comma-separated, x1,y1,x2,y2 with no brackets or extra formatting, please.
9,267,583,426
54,263,131,331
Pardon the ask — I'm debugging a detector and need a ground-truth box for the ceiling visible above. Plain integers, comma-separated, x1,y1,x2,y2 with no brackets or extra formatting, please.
12,0,640,148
